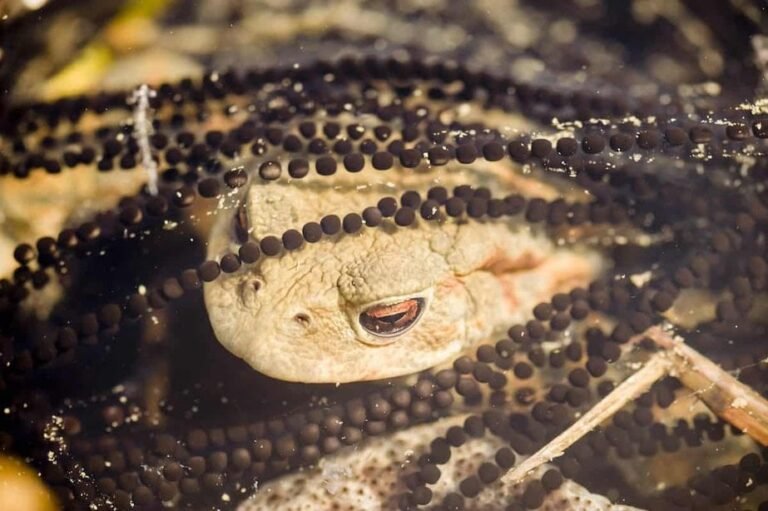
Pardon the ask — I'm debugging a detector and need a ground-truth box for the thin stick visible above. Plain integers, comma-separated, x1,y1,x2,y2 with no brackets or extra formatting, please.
501,326,768,487
646,326,768,446
130,84,159,196
501,353,672,484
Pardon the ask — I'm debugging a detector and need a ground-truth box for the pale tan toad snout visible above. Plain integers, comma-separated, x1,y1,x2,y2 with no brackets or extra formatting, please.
208,271,473,382
243,307,375,382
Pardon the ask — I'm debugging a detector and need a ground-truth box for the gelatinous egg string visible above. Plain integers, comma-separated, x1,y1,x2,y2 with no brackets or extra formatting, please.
0,54,767,510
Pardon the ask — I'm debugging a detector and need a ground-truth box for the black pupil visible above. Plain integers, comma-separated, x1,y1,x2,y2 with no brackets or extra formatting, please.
378,311,407,324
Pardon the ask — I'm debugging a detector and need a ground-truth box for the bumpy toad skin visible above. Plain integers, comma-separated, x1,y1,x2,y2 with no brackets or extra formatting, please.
205,161,604,383
238,414,642,511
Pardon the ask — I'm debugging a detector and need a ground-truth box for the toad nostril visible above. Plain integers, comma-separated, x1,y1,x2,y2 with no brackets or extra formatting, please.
253,280,261,292
293,313,311,327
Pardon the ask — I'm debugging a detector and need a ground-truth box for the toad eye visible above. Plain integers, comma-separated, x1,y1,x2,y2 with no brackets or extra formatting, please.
233,203,250,243
359,298,425,337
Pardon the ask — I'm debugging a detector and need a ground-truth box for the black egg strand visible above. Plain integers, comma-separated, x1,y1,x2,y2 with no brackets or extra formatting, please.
1,55,768,510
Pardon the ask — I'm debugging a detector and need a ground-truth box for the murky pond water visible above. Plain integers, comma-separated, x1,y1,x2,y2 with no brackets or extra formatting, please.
1,1,768,510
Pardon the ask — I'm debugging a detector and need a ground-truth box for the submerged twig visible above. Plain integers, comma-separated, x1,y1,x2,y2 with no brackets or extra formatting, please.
501,325,768,485
502,353,671,484
646,326,768,445
130,84,159,196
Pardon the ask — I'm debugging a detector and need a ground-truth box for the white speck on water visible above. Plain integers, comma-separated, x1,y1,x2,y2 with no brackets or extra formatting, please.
320,459,353,495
